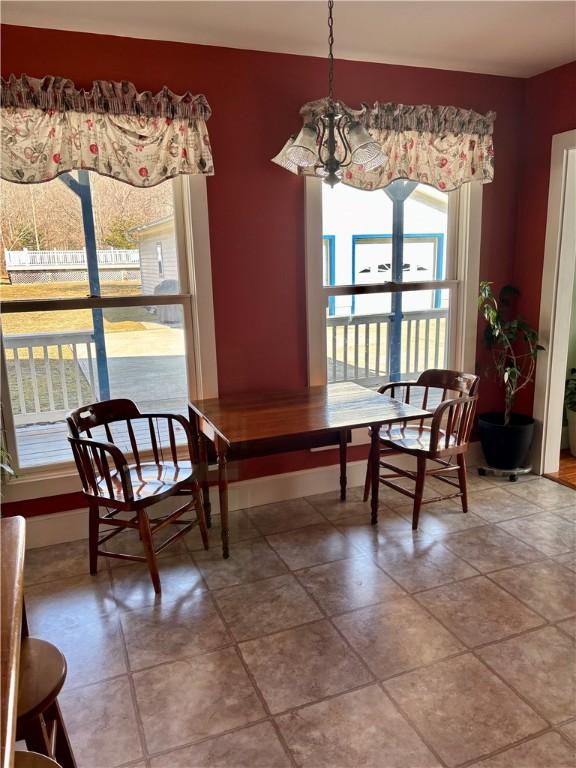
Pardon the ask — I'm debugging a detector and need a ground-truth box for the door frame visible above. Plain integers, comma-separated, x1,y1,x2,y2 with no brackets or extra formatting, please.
533,129,576,474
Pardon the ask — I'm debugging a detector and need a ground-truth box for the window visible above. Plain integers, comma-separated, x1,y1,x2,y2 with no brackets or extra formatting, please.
1,172,216,473
306,177,482,387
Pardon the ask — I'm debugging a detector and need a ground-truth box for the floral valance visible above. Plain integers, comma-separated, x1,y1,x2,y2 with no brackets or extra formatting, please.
272,99,495,192
1,75,214,187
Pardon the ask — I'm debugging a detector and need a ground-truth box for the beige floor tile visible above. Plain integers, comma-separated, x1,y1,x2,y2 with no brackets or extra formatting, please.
121,591,230,670
305,485,370,522
266,523,361,570
133,647,265,753
467,732,576,767
24,538,91,586
490,560,576,621
463,487,543,523
498,513,576,556
384,654,546,767
26,571,116,633
442,525,543,573
555,551,576,572
296,556,405,616
246,498,325,535
479,626,576,723
149,722,291,767
440,525,542,573
396,500,486,535
551,505,576,521
111,553,206,611
214,573,321,641
416,576,544,647
334,510,420,553
560,720,576,744
277,684,441,768
239,619,373,714
334,597,464,679
186,510,261,551
193,539,288,589
60,676,143,768
558,617,576,638
507,477,576,511
40,614,126,690
374,537,478,592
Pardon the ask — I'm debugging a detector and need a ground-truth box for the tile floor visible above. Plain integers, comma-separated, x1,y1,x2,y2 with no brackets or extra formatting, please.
21,472,576,768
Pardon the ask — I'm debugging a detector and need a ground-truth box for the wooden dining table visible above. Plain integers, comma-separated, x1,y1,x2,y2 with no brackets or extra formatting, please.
189,381,429,557
1,516,27,768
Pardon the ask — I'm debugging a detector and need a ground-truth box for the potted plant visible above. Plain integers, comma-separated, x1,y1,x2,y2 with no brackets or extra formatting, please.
477,281,544,469
566,368,576,458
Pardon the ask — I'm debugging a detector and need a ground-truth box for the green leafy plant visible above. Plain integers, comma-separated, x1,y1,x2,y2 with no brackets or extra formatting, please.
0,445,15,479
478,281,544,425
566,368,576,413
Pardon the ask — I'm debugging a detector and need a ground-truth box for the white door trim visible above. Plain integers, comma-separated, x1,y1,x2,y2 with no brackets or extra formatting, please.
533,130,576,474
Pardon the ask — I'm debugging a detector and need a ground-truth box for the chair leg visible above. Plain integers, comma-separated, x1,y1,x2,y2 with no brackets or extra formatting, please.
20,714,50,757
45,700,77,768
138,511,161,594
88,503,99,575
193,482,209,550
412,455,427,530
457,454,469,514
363,446,372,503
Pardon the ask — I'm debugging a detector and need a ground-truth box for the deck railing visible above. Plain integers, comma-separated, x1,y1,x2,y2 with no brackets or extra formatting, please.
326,308,449,385
4,332,97,424
4,308,448,427
5,248,140,270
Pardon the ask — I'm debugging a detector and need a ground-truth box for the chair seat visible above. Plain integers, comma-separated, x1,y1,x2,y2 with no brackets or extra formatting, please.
17,639,67,722
97,460,195,502
379,424,457,454
14,751,63,768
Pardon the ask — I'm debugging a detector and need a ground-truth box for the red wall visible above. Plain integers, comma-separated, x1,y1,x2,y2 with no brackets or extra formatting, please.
1,24,552,512
513,61,576,414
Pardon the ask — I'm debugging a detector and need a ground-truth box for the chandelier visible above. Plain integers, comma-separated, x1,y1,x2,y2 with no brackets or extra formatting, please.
283,0,387,186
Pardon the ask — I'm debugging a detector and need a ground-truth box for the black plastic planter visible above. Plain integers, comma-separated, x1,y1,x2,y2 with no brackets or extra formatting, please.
478,412,535,469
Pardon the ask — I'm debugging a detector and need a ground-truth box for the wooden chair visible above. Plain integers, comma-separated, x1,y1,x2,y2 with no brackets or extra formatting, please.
15,752,64,768
16,638,76,768
67,399,208,593
363,370,480,529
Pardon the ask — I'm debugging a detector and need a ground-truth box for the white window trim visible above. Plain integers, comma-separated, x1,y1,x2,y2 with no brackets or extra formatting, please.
305,176,483,386
532,130,576,474
1,175,217,501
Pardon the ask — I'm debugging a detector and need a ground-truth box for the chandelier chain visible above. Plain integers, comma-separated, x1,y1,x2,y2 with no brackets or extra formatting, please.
327,0,335,103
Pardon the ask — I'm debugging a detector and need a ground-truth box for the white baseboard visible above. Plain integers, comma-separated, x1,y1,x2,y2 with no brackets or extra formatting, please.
23,442,484,549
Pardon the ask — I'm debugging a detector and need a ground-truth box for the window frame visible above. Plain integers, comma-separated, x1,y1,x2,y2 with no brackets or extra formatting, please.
305,176,482,387
1,174,217,494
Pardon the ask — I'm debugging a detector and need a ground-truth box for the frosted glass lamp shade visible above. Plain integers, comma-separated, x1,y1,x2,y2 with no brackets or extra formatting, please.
286,124,318,168
348,122,385,167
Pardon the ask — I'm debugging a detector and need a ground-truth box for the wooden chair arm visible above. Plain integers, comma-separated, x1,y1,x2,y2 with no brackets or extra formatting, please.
68,436,133,501
429,394,478,452
376,381,419,396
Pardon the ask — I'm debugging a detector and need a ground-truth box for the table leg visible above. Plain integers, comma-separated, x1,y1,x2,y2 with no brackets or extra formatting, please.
216,437,230,559
198,433,212,529
370,424,381,525
339,429,348,501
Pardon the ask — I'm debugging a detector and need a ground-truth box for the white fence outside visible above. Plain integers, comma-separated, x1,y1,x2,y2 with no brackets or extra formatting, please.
4,331,97,424
5,248,140,270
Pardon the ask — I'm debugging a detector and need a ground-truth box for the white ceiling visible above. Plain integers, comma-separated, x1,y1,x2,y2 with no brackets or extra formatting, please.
3,1,575,78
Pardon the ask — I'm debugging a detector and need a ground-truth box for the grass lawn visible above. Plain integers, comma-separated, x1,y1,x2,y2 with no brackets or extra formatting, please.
1,281,155,335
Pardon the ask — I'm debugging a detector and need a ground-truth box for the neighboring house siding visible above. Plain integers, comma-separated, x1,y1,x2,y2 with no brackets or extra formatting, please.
139,227,178,295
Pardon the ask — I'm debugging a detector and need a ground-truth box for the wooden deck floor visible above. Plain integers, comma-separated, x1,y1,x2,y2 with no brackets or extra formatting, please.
546,449,576,491
15,405,188,469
